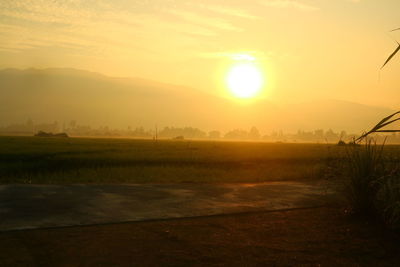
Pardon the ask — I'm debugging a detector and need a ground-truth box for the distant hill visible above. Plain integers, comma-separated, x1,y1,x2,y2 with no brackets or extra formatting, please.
0,68,395,133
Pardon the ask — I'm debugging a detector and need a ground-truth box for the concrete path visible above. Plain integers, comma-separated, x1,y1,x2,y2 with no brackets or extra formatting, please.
0,182,333,231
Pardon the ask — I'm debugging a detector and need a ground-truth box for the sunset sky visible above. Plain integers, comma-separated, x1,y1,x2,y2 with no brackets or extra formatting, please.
1,0,400,108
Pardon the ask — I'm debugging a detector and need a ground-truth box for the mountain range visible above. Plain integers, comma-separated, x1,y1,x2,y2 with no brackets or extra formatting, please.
0,68,395,134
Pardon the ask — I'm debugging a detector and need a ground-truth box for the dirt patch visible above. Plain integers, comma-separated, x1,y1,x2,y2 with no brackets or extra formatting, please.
0,205,399,266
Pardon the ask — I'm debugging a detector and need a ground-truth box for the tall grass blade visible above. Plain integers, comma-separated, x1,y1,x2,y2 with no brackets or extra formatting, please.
355,111,400,143
377,118,400,129
381,43,400,69
375,130,400,133
377,111,400,125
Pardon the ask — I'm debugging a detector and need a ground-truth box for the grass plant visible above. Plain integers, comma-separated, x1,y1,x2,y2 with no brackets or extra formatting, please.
344,139,385,215
376,167,400,229
343,27,400,228
345,139,400,229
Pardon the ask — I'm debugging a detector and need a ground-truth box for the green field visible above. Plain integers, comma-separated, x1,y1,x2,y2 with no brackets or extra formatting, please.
0,136,345,184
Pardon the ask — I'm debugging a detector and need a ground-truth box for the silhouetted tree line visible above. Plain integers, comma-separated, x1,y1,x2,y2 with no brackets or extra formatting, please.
2,119,400,143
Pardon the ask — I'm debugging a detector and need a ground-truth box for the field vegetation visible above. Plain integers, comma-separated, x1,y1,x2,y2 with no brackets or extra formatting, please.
345,140,400,229
0,136,344,184
338,26,400,230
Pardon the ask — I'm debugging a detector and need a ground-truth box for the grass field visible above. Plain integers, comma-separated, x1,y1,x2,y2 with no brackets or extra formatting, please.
2,136,400,184
0,136,337,184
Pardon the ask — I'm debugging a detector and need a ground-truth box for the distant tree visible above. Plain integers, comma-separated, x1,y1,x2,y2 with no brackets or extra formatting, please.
26,118,34,133
208,130,221,139
224,129,248,140
69,120,77,129
159,126,206,139
314,129,324,139
325,129,338,142
248,126,260,140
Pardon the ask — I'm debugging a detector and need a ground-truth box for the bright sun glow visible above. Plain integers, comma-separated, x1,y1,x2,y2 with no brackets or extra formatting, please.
227,63,263,99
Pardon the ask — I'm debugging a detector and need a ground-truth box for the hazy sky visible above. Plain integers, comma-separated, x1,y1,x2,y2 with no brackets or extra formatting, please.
1,0,400,107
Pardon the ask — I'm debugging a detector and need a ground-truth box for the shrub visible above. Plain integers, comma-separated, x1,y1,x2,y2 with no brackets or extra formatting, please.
345,139,385,215
376,169,400,229
345,139,400,229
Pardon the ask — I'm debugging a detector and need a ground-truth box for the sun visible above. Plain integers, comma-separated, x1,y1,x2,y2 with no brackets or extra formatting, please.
226,62,263,99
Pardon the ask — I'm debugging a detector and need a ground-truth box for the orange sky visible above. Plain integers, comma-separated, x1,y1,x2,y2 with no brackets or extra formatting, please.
1,0,400,108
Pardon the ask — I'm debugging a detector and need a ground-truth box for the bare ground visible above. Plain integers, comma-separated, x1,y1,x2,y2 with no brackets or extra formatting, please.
1,205,399,267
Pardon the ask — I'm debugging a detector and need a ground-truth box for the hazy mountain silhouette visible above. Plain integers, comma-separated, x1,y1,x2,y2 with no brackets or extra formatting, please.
0,68,394,133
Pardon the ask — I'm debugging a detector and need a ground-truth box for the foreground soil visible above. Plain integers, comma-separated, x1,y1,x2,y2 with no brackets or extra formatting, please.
0,205,399,267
